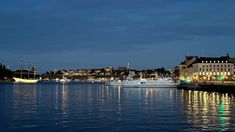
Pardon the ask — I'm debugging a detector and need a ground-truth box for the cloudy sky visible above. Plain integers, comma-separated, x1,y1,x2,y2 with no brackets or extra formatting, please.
1,0,235,72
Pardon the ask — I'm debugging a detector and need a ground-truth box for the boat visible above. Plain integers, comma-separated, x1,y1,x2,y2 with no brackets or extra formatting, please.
107,78,179,88
59,77,71,84
13,77,39,84
13,62,39,84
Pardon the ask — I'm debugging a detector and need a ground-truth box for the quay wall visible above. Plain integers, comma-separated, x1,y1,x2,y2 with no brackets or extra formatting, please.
177,82,235,93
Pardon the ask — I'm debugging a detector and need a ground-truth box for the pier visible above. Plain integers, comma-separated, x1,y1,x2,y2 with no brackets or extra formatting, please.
177,82,235,93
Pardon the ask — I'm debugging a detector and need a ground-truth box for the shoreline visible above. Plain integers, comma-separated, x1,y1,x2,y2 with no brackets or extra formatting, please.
177,82,235,93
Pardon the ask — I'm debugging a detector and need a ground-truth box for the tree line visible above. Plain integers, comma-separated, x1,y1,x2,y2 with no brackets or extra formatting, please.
0,63,13,80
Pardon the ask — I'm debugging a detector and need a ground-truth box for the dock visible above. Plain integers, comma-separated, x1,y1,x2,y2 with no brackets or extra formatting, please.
177,82,235,93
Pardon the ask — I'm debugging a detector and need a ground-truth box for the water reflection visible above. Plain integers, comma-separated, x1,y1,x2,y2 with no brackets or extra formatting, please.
11,84,38,128
180,90,234,131
2,83,235,131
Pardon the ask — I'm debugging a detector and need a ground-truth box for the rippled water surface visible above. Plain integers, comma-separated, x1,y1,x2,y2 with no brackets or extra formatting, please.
0,82,235,131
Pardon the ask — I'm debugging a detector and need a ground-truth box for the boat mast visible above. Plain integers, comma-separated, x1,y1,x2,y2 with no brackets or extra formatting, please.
28,64,30,79
19,60,23,79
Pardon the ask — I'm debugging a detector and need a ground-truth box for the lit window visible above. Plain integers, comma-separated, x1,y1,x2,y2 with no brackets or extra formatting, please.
218,61,220,63
228,72,231,75
203,72,205,75
217,72,220,75
214,61,216,63
206,61,208,63
202,61,204,63
222,61,224,63
226,61,228,63
210,61,212,63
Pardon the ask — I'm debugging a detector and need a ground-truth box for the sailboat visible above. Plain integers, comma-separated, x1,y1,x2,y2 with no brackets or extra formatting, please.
13,62,39,84
13,77,39,84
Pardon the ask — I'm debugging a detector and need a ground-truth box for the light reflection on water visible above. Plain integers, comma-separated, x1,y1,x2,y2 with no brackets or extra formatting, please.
0,83,235,131
180,90,235,131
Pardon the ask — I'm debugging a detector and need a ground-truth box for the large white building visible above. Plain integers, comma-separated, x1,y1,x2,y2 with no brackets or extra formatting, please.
179,55,235,82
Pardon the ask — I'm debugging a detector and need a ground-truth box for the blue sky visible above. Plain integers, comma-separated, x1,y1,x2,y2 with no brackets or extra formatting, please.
1,0,235,72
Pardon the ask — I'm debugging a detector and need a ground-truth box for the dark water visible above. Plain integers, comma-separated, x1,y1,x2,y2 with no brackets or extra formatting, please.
0,82,235,132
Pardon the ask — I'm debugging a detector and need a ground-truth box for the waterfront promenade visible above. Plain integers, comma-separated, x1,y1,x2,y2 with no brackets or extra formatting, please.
177,81,235,93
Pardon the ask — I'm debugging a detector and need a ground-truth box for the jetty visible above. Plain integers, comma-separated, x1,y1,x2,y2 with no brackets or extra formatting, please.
177,82,235,93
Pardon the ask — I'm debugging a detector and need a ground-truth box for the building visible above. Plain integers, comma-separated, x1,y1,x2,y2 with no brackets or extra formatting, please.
179,54,235,82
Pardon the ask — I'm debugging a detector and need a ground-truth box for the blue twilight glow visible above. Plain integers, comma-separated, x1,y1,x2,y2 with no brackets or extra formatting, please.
0,0,235,72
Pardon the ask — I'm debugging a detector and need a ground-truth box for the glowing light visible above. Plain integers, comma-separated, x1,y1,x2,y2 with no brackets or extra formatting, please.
219,75,223,81
182,77,191,82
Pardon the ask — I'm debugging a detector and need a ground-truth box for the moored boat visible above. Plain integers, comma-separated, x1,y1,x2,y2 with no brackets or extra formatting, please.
13,77,39,84
59,77,71,84
107,78,179,88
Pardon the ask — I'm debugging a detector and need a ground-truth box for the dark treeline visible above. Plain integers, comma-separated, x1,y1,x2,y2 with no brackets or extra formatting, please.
42,67,172,80
0,63,13,80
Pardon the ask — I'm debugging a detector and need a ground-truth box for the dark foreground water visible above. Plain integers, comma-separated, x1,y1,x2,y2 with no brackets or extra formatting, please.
0,82,235,132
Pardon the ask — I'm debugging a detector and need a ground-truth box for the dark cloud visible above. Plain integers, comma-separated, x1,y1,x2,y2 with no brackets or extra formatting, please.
0,0,235,71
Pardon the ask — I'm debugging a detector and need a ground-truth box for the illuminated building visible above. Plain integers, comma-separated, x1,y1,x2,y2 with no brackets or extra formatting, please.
179,54,235,82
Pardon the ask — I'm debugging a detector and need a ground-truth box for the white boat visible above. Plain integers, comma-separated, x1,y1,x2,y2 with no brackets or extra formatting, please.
54,78,60,82
107,78,178,88
13,77,39,84
59,77,71,84
13,61,39,84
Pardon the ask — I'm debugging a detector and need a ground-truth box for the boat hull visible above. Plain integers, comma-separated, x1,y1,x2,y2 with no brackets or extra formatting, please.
106,78,179,88
13,77,38,84
107,84,178,88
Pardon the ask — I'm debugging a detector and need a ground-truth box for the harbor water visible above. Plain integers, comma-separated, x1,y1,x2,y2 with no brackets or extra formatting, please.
0,82,235,131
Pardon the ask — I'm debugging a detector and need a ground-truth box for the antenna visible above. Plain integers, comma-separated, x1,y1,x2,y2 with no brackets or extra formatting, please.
201,48,204,57
127,62,130,69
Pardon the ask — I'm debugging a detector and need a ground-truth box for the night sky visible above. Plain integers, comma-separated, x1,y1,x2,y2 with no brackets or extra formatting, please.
1,0,235,72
